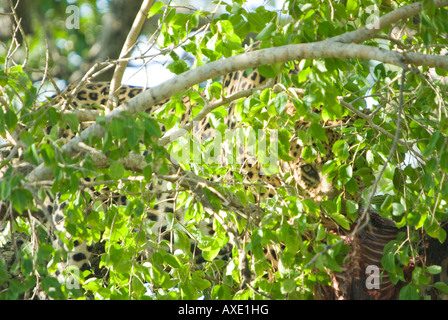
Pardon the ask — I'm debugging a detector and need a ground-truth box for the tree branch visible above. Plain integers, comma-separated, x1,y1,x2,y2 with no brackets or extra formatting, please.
107,0,155,111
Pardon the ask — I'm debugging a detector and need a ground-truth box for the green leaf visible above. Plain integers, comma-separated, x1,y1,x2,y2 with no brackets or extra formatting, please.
216,19,234,35
280,279,296,294
148,263,169,287
381,252,395,273
393,169,404,192
321,200,337,214
324,255,342,272
353,118,366,129
440,152,448,173
426,265,442,275
11,189,27,214
126,126,140,149
143,165,153,181
0,259,8,282
278,129,293,162
164,254,181,269
24,144,39,165
109,118,125,138
316,224,326,241
19,130,34,146
346,200,358,222
422,130,440,157
274,92,288,115
255,22,276,40
438,228,447,244
40,144,56,166
133,200,145,218
424,218,446,243
433,282,448,294
191,275,211,291
302,146,317,163
0,178,11,201
426,157,437,173
211,284,232,300
248,102,265,118
407,211,421,227
366,150,374,166
332,140,349,161
63,113,79,131
422,172,434,191
280,224,299,253
102,131,113,153
399,284,420,300
152,251,164,265
338,164,352,184
167,59,188,75
380,194,393,211
328,212,350,230
201,246,221,262
392,203,404,217
346,0,358,14
344,81,360,93
131,277,146,297
344,178,358,196
321,159,337,175
147,1,164,19
46,107,60,127
258,64,281,79
109,161,124,180
301,199,321,215
308,123,328,143
144,118,162,138
5,108,18,131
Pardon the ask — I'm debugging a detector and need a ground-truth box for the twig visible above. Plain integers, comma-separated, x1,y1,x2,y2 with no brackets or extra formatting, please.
108,0,155,112
338,97,424,166
7,0,29,66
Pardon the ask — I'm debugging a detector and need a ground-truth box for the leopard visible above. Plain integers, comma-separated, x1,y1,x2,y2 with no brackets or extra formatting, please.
1,59,392,300
64,76,364,258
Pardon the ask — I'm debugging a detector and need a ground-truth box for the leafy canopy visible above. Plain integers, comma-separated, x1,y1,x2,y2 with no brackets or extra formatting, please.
1,0,448,300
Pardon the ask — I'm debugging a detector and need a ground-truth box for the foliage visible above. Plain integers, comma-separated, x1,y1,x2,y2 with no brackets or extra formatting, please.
1,0,448,300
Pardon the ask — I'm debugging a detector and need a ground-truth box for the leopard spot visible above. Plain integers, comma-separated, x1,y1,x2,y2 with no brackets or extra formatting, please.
147,212,158,221
72,253,87,262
